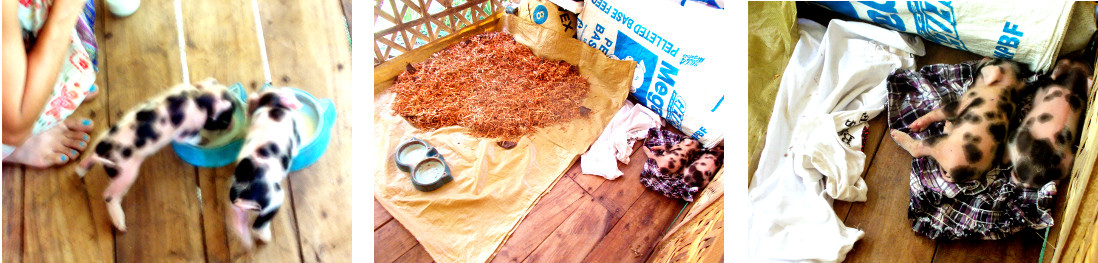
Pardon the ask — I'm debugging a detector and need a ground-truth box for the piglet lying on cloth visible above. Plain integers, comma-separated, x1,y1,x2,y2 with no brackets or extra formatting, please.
887,61,1055,240
640,128,723,202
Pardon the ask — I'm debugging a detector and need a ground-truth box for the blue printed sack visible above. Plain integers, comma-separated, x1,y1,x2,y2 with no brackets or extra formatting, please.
576,0,729,148
812,1,1096,72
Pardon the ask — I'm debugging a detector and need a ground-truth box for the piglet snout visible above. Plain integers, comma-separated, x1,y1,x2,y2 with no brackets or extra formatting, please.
1009,171,1032,188
233,199,262,211
231,204,256,249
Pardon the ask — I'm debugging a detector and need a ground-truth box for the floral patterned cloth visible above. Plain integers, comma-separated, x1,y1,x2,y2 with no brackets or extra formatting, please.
4,0,98,159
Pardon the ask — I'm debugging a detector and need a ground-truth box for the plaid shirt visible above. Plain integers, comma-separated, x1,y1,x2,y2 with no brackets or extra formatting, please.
640,128,723,202
887,62,1056,240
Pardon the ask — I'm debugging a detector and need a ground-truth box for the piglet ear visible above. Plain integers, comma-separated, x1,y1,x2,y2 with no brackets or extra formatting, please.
981,66,1002,87
247,93,260,115
280,94,302,110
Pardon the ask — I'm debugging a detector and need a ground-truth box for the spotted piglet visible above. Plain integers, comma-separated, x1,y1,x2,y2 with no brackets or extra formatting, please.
229,87,303,248
1008,58,1092,188
76,78,239,231
644,138,700,175
891,59,1030,183
683,145,724,189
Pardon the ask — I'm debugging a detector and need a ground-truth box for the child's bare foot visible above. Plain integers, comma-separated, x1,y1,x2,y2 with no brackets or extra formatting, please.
4,118,93,168
85,84,99,100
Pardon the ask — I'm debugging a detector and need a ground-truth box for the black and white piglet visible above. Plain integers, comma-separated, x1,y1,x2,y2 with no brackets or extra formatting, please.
76,78,239,231
1008,57,1092,188
229,87,304,248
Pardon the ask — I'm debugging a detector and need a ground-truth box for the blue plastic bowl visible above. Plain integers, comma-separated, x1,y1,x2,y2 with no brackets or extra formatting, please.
171,83,249,168
172,83,336,172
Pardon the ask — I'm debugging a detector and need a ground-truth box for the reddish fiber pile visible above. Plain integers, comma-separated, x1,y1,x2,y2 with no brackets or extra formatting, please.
391,32,590,139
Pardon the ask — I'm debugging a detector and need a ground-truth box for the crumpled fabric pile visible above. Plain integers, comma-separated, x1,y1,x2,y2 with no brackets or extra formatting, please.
580,101,664,180
887,61,1057,240
638,128,723,202
748,18,924,262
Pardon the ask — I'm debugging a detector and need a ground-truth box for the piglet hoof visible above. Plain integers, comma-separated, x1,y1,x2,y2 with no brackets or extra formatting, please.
106,198,127,232
889,130,906,142
908,122,924,132
110,216,127,232
889,130,917,154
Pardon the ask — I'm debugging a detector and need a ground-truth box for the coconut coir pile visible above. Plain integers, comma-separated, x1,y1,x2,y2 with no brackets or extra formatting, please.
391,32,591,139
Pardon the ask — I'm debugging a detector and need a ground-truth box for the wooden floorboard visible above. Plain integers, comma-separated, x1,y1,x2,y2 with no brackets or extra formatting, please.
521,195,614,263
588,142,650,224
180,0,306,261
491,178,587,263
843,131,937,262
583,190,685,263
1041,181,1073,263
569,163,607,195
374,199,393,231
81,1,120,260
395,244,435,263
197,166,234,263
23,162,113,263
374,220,420,263
3,0,350,261
258,0,353,261
931,229,1044,263
2,165,23,263
100,0,207,260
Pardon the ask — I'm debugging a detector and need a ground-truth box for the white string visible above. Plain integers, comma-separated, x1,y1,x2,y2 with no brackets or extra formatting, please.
251,0,272,83
174,0,190,85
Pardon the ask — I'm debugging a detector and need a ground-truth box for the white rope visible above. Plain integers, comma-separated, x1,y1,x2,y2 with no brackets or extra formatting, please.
251,0,272,83
174,0,190,85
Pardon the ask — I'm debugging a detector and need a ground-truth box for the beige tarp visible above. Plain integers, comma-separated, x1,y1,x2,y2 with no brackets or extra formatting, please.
747,1,799,181
373,16,636,263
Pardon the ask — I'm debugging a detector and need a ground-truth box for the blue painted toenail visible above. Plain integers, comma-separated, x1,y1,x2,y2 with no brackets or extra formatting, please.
82,119,91,126
80,141,86,147
71,150,78,156
83,135,89,140
90,85,97,92
61,155,67,162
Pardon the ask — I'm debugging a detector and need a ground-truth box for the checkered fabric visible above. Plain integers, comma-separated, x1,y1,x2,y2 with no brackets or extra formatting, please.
887,61,1056,240
640,128,720,202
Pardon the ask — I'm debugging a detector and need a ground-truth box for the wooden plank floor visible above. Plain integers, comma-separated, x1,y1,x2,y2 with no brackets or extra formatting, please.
374,138,696,263
2,0,351,262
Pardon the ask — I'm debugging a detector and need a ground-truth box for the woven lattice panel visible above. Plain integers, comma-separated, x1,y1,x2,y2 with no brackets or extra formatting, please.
374,0,503,65
648,196,725,263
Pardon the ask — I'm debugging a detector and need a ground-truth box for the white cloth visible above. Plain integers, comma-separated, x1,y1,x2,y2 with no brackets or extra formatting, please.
580,101,664,180
747,19,923,262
